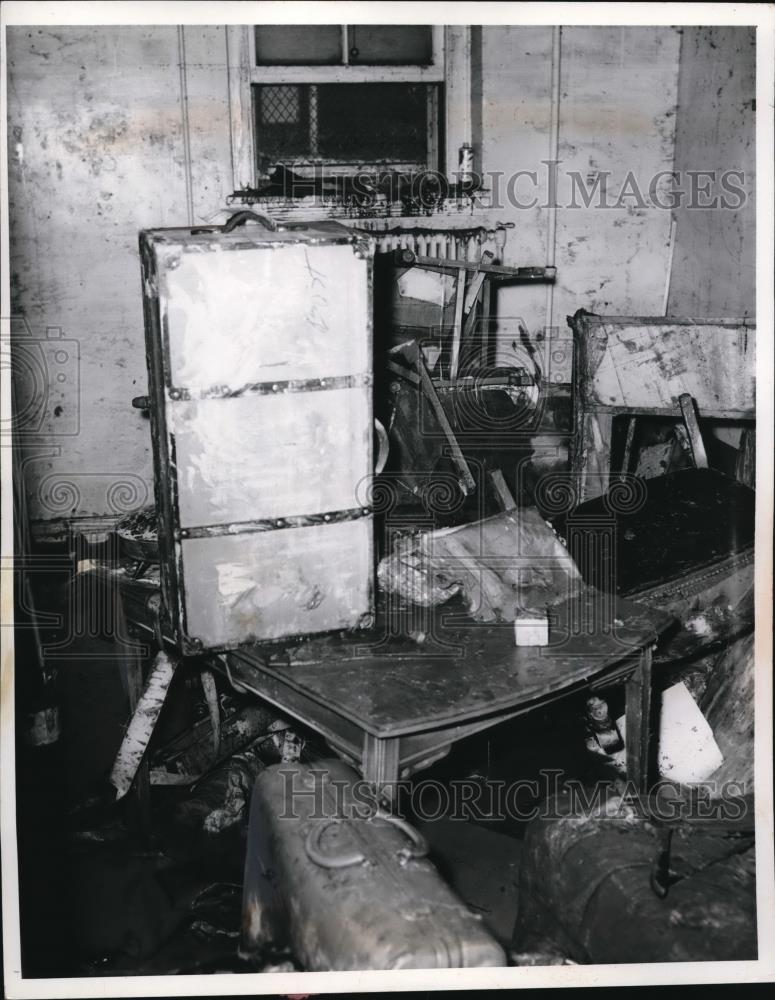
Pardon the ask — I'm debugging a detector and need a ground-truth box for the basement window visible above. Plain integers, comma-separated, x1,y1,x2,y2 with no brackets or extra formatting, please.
254,82,438,171
248,25,445,177
255,25,434,66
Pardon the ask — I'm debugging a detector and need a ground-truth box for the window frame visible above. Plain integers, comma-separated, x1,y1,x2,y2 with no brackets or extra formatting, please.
252,25,445,80
226,25,471,190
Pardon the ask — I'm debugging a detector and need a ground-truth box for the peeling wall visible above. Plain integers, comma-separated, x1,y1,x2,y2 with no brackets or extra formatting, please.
667,27,756,317
475,26,681,370
8,25,719,532
7,26,233,533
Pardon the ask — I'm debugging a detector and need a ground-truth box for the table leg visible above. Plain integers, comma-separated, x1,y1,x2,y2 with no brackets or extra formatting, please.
625,647,653,795
362,733,400,804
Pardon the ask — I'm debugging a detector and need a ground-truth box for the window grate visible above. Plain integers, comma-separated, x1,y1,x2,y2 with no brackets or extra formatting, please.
254,82,436,170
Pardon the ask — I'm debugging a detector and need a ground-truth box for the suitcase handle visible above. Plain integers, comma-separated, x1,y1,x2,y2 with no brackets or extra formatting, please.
371,809,429,864
223,210,285,234
304,811,429,869
305,820,366,869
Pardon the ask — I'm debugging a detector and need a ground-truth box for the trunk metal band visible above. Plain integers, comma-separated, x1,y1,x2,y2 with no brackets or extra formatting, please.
178,506,372,540
167,372,372,402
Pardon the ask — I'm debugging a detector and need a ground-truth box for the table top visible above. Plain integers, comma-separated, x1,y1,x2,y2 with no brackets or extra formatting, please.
231,589,674,739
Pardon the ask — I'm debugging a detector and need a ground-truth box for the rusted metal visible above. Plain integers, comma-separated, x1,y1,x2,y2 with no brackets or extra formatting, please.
177,507,372,540
166,372,372,402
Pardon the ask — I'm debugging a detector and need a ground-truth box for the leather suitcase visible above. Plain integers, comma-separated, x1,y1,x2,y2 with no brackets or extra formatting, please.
512,790,756,964
240,759,506,970
139,212,375,653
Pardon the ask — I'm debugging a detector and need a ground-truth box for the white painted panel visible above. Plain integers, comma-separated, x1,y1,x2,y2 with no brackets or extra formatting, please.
162,242,369,387
170,388,371,526
181,519,373,647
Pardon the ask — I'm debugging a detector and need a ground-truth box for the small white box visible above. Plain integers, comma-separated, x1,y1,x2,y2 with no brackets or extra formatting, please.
513,610,549,646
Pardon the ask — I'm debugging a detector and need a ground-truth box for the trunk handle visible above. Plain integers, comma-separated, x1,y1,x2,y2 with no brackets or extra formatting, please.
372,809,429,863
304,820,365,869
304,810,429,869
223,210,284,233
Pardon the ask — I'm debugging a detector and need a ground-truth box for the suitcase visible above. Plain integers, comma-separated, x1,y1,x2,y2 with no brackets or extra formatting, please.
139,212,375,653
512,790,756,964
240,759,506,970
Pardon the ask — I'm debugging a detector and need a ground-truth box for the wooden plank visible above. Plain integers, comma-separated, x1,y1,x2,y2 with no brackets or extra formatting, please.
449,268,466,382
226,25,256,189
489,469,517,511
412,255,554,278
735,427,756,488
413,348,476,494
620,416,638,480
463,251,494,313
678,393,709,469
481,279,491,366
625,648,653,794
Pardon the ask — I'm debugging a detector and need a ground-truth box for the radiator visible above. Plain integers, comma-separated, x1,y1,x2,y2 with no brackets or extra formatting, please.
356,223,491,262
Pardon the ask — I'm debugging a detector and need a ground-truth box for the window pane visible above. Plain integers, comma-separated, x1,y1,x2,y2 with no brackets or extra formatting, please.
254,83,433,166
255,85,312,163
255,25,342,65
347,26,432,65
317,83,428,161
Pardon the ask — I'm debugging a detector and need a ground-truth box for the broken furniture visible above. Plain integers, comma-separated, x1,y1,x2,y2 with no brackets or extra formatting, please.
139,211,375,654
381,339,477,513
390,247,555,386
240,758,506,970
224,588,673,795
106,497,674,807
567,312,755,502
378,240,553,397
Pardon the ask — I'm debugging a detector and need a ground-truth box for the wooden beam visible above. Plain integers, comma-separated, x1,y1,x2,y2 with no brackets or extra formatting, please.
678,393,709,469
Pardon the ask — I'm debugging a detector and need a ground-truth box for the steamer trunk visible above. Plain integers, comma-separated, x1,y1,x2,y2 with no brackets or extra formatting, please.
139,218,375,653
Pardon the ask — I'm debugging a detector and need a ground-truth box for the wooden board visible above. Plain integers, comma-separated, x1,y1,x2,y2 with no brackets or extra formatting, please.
575,315,755,418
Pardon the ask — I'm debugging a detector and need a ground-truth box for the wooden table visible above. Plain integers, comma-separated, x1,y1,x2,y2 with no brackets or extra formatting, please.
226,589,674,795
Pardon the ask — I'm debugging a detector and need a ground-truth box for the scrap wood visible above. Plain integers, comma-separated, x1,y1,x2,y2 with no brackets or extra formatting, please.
678,393,709,469
200,666,221,758
110,649,180,800
489,469,518,511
